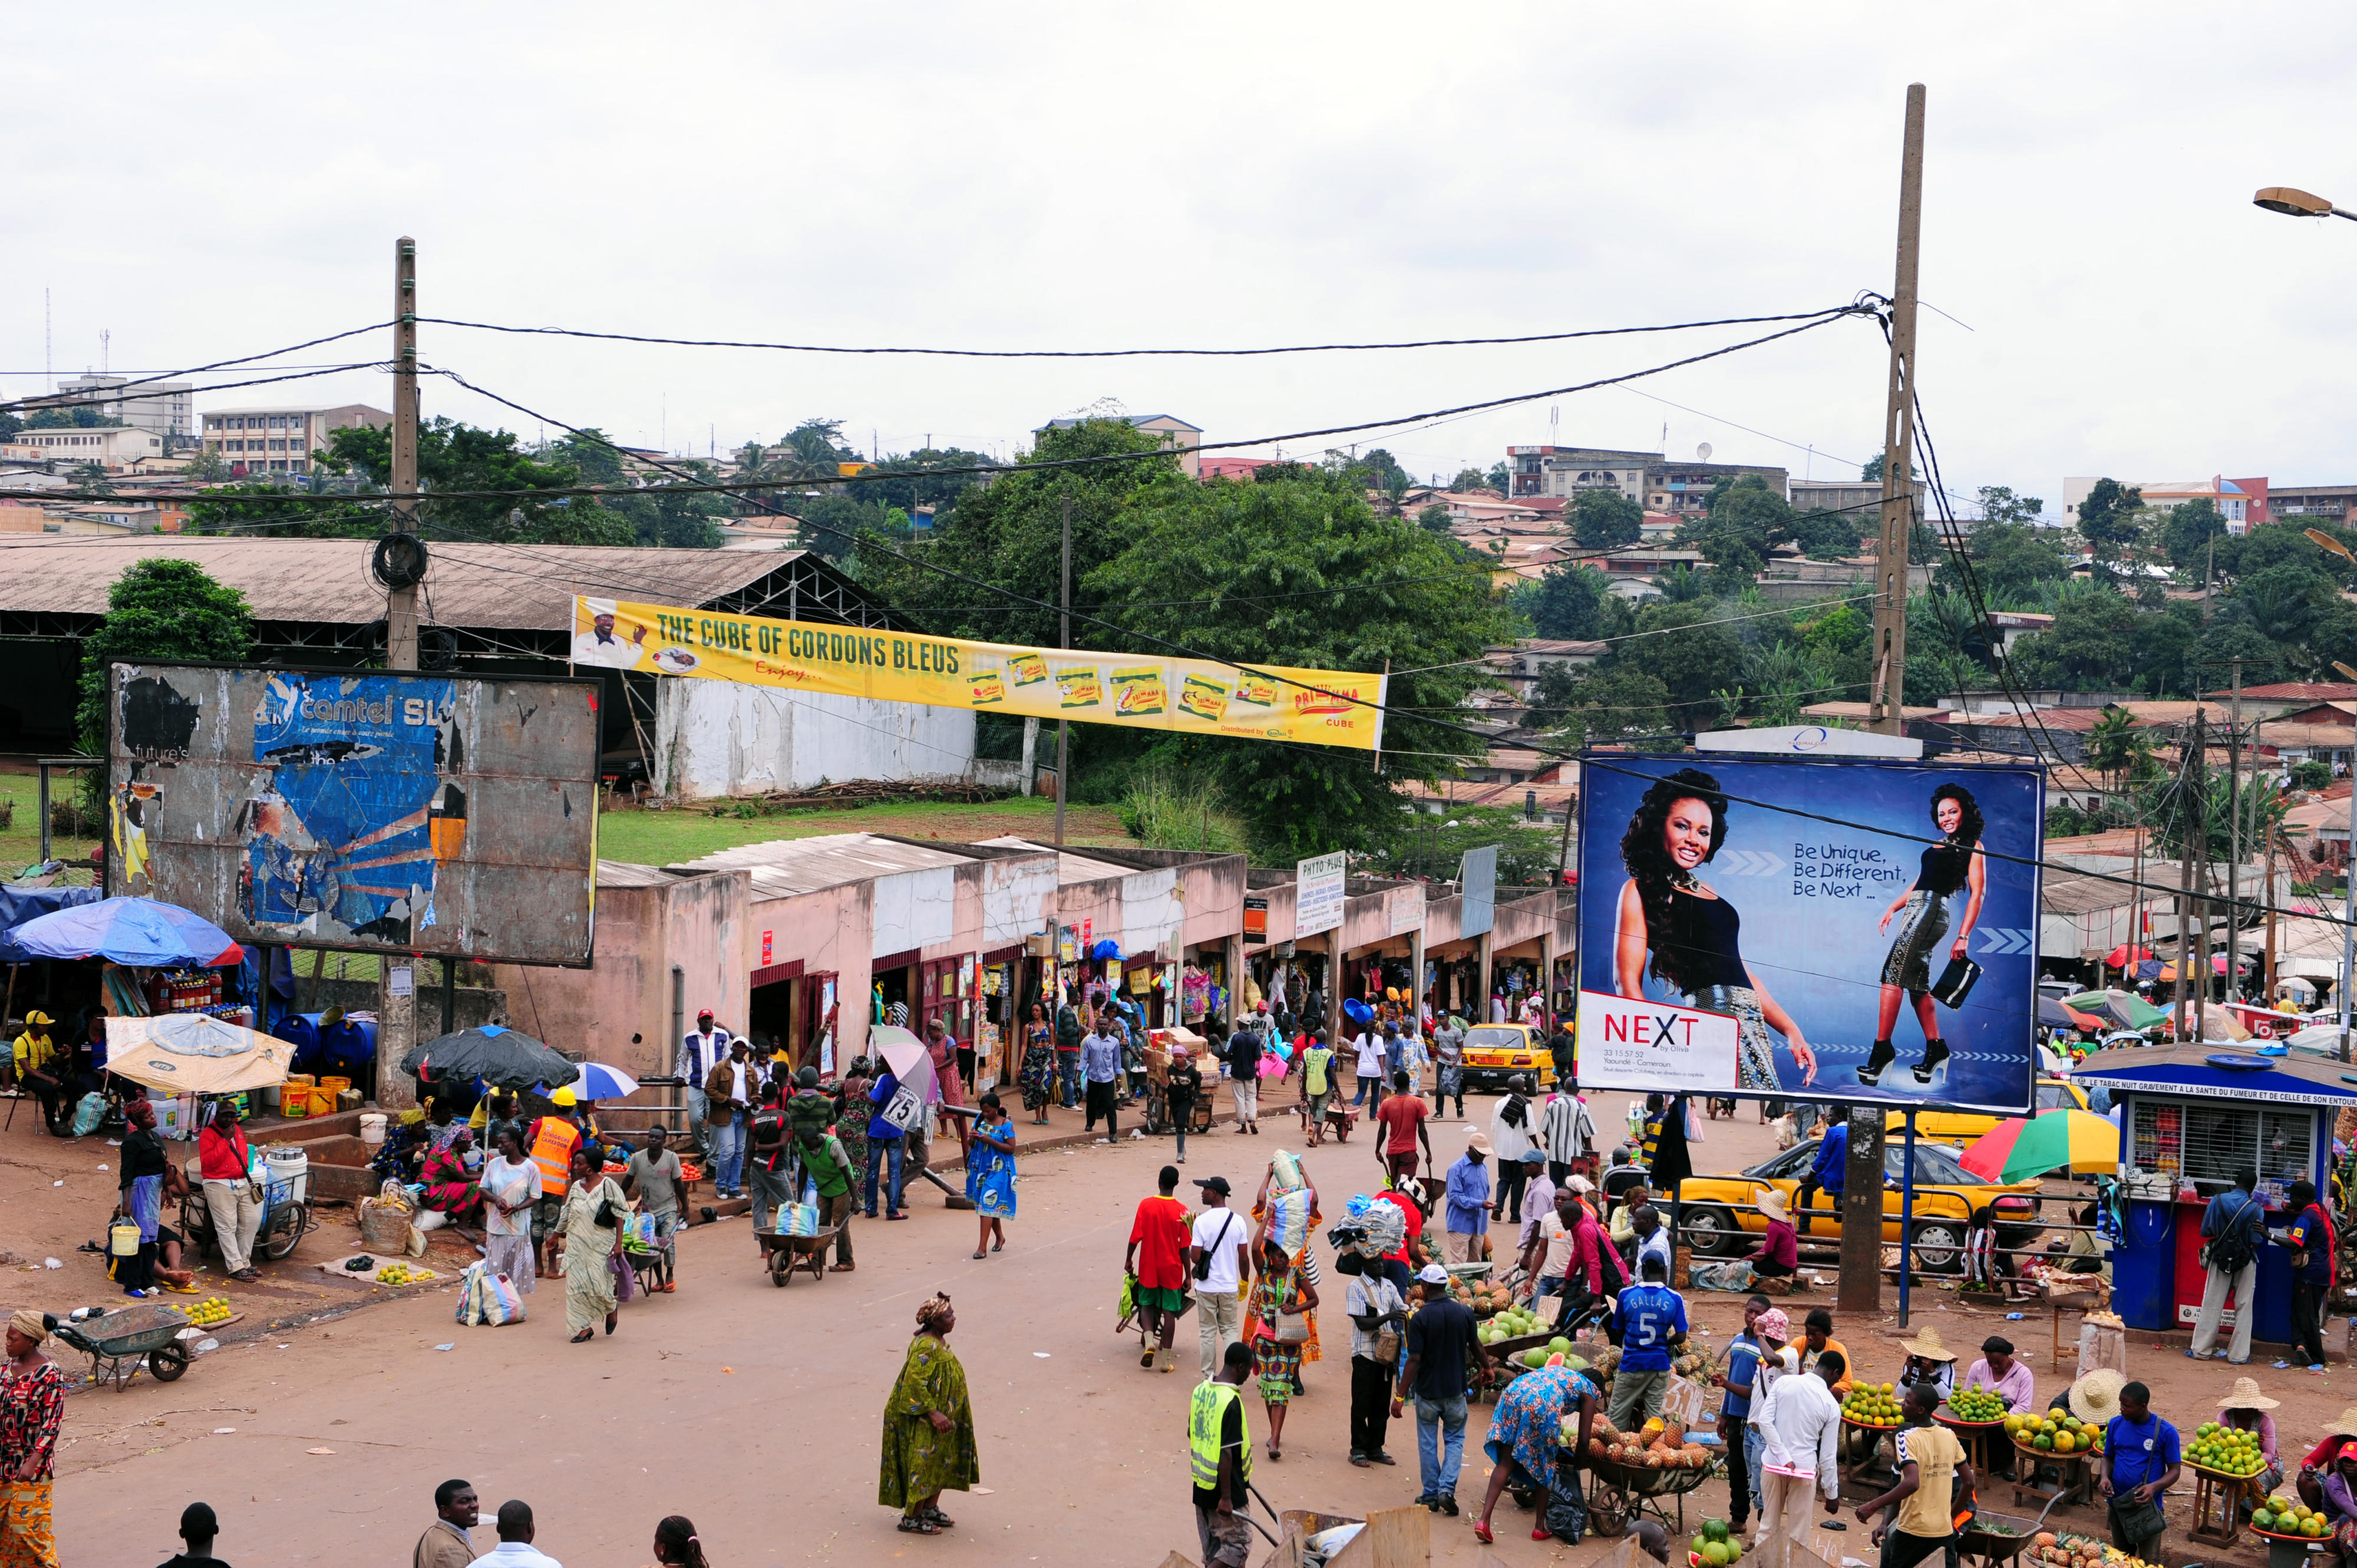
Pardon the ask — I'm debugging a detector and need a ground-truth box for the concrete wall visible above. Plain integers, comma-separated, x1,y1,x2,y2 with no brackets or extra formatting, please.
299,978,506,1032
651,678,977,800
745,880,874,1064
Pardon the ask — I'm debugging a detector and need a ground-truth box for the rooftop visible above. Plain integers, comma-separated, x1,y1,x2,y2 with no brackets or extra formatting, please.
674,832,1009,899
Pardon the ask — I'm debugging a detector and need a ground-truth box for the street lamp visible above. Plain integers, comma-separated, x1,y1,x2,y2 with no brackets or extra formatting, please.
2255,187,2357,221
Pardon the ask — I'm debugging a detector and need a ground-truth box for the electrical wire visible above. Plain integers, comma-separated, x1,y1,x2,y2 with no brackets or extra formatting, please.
418,305,1865,360
0,362,389,417
0,321,393,412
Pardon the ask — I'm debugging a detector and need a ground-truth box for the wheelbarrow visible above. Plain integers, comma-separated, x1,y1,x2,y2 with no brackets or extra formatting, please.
49,1302,194,1389
755,1224,840,1288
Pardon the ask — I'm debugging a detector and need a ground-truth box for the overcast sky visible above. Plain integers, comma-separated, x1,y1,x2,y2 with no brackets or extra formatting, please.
12,6,2356,516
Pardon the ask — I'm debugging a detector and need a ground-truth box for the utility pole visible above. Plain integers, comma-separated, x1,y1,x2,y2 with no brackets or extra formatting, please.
1054,492,1071,848
1867,84,1926,738
2194,708,2213,1044
2228,665,2243,1003
388,237,421,671
2176,711,2204,1043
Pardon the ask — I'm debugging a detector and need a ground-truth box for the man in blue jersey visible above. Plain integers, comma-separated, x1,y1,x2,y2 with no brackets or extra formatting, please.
1795,1104,1848,1237
1608,1251,1689,1430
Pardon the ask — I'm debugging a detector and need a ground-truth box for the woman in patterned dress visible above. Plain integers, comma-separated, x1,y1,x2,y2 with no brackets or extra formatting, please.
1,1310,68,1568
1018,1004,1056,1125
965,1093,1017,1259
880,1294,979,1536
1247,1236,1318,1460
1473,1361,1600,1545
835,1057,873,1210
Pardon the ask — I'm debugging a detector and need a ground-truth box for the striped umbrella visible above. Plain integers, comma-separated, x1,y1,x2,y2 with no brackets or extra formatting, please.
1959,1108,2119,1183
544,1062,641,1104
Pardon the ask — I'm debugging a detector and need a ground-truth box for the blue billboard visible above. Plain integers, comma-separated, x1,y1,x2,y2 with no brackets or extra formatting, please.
1573,754,2041,1114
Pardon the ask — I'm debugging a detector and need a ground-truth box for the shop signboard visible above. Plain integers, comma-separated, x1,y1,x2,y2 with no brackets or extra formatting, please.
1458,846,1497,939
1387,883,1424,938
1295,851,1347,939
105,662,600,966
1243,896,1269,942
1572,754,2041,1114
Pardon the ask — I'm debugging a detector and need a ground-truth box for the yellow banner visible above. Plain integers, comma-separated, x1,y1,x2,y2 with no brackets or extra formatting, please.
570,596,1389,750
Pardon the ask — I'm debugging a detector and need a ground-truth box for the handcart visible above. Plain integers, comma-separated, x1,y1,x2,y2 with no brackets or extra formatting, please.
181,1167,311,1265
1952,1500,2068,1568
1114,1275,1194,1357
50,1302,193,1389
1140,1078,1214,1137
755,1224,839,1288
1140,1034,1217,1137
1576,1441,1720,1537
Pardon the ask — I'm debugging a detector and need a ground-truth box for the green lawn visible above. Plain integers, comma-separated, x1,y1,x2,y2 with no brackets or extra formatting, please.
0,770,101,881
594,794,1132,867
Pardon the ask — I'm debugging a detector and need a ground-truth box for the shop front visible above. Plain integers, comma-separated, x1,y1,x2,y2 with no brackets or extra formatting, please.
2075,1042,2357,1342
1485,885,1575,1034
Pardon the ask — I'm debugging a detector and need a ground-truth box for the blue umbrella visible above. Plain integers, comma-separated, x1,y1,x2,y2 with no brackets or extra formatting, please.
9,896,240,966
541,1062,639,1101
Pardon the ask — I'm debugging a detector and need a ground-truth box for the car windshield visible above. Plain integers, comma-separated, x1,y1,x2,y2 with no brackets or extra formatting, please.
1746,1144,1820,1180
1465,1028,1526,1049
1745,1138,1976,1187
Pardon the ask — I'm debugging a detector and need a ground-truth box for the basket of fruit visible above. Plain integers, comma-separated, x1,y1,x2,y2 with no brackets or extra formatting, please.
2185,1421,2270,1479
2026,1530,2158,1568
1942,1388,2012,1426
2252,1496,2335,1543
374,1263,436,1286
2006,1411,2104,1460
1842,1382,1908,1430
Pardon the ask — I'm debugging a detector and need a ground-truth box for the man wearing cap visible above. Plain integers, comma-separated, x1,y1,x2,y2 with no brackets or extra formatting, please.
1189,1176,1253,1380
1515,1151,1557,1256
1,1310,65,1568
676,1009,731,1158
1395,1262,1482,1514
11,1011,60,1132
2092,1375,2178,1560
1488,1075,1536,1222
570,601,648,668
1441,1133,1493,1265
157,1500,230,1567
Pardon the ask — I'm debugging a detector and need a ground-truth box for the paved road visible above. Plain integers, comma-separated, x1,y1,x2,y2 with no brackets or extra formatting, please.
50,1093,1777,1566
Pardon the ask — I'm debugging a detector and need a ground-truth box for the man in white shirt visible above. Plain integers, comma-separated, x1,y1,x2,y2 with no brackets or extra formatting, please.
1537,1089,1592,1186
569,602,648,669
1755,1348,1845,1568
1630,1203,1674,1282
479,1499,563,1567
1352,1030,1385,1109
677,1009,730,1156
1187,1175,1253,1379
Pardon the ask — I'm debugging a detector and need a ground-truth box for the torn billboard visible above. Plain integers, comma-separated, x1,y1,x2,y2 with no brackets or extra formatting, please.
107,663,601,966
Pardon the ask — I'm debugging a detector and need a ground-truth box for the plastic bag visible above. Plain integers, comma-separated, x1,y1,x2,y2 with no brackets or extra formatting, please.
1118,1272,1137,1322
71,1093,108,1137
1686,1259,1756,1293
412,1209,447,1233
782,1201,821,1237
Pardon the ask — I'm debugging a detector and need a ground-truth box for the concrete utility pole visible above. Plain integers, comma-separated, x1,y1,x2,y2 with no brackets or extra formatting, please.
2228,662,2243,1003
378,235,422,1110
2177,709,2204,1045
1054,492,1071,848
1841,83,1927,1316
1867,84,1926,738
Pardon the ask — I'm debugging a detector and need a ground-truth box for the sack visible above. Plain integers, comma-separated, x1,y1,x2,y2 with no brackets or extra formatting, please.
1193,1212,1235,1282
412,1208,447,1233
1266,1189,1314,1258
1930,957,1983,1009
72,1092,108,1137
358,1197,412,1252
1543,1477,1589,1545
1688,1259,1757,1293
490,1272,526,1323
457,1259,525,1326
879,1083,925,1133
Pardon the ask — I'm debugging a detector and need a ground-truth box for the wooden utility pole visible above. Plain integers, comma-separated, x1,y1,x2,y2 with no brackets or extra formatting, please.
2194,708,2213,1043
1053,492,1071,847
388,237,421,671
1867,84,1926,738
2227,666,2243,1003
2176,711,2205,1042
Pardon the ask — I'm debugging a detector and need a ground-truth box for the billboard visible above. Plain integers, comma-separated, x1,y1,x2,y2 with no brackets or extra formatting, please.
1573,755,2041,1114
570,595,1389,751
107,663,602,967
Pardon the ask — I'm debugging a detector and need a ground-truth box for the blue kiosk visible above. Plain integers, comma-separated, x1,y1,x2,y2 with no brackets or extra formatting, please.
2074,1041,2355,1346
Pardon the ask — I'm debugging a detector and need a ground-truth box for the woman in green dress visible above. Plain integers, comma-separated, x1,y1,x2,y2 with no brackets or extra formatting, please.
549,1145,625,1343
880,1293,979,1535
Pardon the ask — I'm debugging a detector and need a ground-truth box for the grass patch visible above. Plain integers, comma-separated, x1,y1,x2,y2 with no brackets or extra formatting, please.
596,794,1131,866
0,770,101,881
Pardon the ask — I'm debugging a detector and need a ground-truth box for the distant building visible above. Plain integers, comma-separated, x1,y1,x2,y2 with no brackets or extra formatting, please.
1789,475,1930,523
2062,475,2263,535
4,425,166,471
1506,445,1656,505
30,375,196,439
1647,458,1789,517
2265,482,2356,524
1036,414,1201,477
199,403,391,476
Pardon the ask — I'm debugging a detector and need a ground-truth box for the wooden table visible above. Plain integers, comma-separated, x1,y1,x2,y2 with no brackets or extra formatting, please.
1936,1411,2008,1480
2188,1464,2246,1550
2008,1440,2093,1510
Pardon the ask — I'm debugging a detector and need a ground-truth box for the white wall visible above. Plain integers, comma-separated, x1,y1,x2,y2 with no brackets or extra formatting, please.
651,678,978,800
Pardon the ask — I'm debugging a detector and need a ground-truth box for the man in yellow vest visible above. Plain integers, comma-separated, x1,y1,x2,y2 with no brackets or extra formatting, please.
1190,1341,1257,1568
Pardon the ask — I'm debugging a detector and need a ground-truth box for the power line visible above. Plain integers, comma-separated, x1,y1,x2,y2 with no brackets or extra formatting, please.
0,321,392,412
418,305,1865,360
0,361,388,417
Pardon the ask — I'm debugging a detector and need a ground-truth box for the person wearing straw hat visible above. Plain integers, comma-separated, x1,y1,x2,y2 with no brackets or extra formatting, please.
2218,1375,2283,1506
1896,1326,1958,1404
1746,1187,1799,1281
2087,1374,2178,1559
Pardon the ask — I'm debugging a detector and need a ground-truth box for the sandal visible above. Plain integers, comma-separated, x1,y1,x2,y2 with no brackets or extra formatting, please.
921,1507,955,1528
829,1262,855,1273
897,1516,937,1535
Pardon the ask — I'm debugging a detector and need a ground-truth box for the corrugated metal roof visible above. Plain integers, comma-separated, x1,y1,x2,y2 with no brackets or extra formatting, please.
973,836,1138,885
678,831,983,897
595,860,682,889
0,536,813,632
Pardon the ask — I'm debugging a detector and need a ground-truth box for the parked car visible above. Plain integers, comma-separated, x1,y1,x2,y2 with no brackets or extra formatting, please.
1673,1136,2042,1273
1458,1023,1556,1092
1881,1077,2092,1145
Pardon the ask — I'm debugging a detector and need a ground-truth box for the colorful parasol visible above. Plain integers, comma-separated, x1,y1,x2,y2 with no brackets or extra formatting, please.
1959,1108,2120,1182
10,896,241,966
2103,944,2155,970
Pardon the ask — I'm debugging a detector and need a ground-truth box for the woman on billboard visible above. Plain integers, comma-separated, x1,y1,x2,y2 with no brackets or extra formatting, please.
1612,767,1816,1091
1864,783,1987,1087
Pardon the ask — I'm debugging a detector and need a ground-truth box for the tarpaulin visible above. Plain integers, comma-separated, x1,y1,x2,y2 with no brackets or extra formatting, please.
0,884,101,963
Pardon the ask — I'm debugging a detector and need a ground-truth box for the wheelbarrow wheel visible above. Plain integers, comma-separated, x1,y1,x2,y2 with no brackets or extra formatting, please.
1587,1483,1629,1539
260,1202,310,1262
148,1341,189,1383
770,1247,792,1288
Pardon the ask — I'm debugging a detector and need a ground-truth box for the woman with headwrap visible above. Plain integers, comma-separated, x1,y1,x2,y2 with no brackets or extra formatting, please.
2,1310,68,1568
112,1098,195,1296
880,1293,979,1535
418,1125,486,1233
1866,784,1987,1085
1613,768,1815,1093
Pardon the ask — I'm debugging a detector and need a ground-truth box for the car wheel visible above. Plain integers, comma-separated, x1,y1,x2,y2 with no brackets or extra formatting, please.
1909,1221,1965,1275
1683,1206,1743,1257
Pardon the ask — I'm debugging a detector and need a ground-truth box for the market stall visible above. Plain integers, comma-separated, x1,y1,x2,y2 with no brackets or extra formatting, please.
2072,1041,2357,1342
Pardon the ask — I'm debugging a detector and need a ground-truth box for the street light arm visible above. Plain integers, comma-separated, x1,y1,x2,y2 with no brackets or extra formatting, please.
2255,186,2357,220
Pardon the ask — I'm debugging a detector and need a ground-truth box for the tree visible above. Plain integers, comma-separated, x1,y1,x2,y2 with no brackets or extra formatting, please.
780,418,857,480
0,411,20,441
77,560,255,804
2084,708,2153,791
1485,460,1511,494
26,406,123,430
304,418,634,545
1085,463,1510,860
68,461,114,496
1936,521,2070,603
2010,588,2142,690
1569,488,1643,550
1448,468,1490,493
2155,499,2229,571
1860,453,1885,482
1676,474,1789,579
1415,503,1454,535
1615,599,1744,709
2074,478,2144,584
1527,562,1628,641
1789,507,1863,560
1975,486,2045,527
1531,662,1673,747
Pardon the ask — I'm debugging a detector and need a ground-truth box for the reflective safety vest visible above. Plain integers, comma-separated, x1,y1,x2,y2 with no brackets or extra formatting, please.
1188,1379,1252,1494
530,1117,581,1198
1303,1048,1332,1099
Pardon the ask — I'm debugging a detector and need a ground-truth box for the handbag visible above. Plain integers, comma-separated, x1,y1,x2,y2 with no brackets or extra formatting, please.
591,1181,620,1229
1193,1212,1234,1283
1930,956,1982,1009
1275,1305,1310,1344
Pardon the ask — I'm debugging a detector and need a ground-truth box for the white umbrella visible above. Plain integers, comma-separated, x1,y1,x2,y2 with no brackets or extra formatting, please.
104,1014,293,1095
869,1024,936,1102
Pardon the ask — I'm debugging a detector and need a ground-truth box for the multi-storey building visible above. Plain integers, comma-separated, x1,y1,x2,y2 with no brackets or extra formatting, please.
37,375,196,439
199,404,391,476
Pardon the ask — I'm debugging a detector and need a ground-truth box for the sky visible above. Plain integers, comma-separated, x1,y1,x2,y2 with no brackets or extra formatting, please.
11,5,2357,517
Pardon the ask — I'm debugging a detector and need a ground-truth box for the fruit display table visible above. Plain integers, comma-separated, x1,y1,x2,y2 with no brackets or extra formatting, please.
1838,1382,1906,1483
2249,1497,2336,1568
2008,1438,2093,1510
1937,1407,2010,1480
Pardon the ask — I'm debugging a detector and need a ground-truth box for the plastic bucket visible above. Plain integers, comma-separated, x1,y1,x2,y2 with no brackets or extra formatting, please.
280,1089,311,1119
263,1146,310,1204
319,1076,351,1100
359,1112,388,1147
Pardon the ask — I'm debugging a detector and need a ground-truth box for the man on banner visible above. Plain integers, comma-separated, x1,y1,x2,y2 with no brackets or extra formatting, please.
570,599,648,668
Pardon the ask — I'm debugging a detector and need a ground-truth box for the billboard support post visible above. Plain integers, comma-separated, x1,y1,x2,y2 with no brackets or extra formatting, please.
1869,84,1926,738
381,235,423,1108
1897,1109,1918,1328
1838,1104,1884,1314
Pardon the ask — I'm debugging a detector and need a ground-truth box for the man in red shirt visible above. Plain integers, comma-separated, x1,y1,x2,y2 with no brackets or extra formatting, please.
196,1099,263,1283
1374,1071,1434,1186
1125,1163,1193,1374
1373,1176,1426,1295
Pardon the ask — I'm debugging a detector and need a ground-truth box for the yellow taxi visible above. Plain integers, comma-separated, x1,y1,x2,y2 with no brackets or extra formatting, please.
1881,1078,2091,1144
1672,1137,2041,1274
1458,1024,1557,1092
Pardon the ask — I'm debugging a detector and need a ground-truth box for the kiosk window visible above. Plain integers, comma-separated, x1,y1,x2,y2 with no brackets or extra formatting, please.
2143,1100,2313,1194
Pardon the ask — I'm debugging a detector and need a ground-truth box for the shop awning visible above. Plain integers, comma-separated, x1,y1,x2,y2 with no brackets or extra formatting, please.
2072,1041,2357,1107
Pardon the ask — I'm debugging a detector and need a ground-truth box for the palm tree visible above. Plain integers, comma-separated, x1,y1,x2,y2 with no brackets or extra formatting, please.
2085,708,2151,793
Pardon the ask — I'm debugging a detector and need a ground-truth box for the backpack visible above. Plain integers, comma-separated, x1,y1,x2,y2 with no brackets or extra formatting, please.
2205,1192,2262,1276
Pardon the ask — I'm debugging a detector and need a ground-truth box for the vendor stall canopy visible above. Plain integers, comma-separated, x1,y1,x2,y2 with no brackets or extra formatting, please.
8,895,239,966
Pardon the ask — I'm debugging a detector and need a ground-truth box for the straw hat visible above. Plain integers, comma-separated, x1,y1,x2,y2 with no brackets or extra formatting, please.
2218,1376,2279,1412
2320,1408,2357,1439
1897,1325,1957,1362
1756,1189,1791,1222
2068,1368,2127,1425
